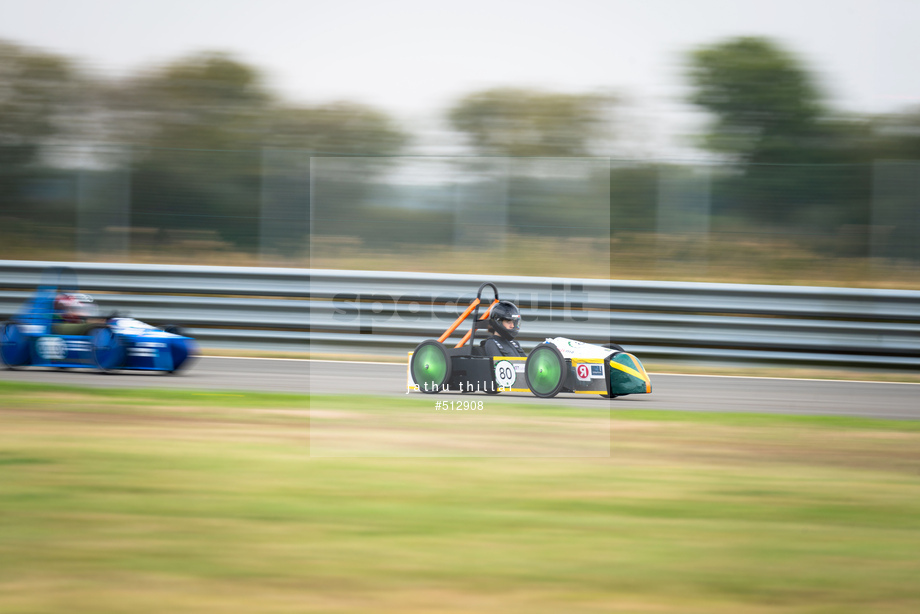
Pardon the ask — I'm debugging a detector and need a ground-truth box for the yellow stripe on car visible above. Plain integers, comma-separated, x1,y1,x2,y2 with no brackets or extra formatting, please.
609,356,649,384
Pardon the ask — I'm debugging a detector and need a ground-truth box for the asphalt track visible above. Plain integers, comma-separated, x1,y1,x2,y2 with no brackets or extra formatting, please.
1,356,918,419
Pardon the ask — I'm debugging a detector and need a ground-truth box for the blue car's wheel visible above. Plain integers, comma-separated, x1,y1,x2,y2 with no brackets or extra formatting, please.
90,326,125,373
0,322,31,368
168,339,196,374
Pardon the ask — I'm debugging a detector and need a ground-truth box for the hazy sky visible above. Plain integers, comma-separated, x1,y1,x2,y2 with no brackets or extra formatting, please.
3,0,918,155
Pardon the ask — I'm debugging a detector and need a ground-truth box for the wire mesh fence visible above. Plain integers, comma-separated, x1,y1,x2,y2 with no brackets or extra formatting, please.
1,148,917,285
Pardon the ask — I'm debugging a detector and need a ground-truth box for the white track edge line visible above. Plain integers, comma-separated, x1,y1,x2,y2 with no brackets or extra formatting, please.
201,356,920,385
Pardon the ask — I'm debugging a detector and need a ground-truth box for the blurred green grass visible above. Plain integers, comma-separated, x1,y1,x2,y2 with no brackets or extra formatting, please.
2,383,920,613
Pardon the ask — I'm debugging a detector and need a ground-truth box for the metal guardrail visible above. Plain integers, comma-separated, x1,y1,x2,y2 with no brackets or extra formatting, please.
1,260,919,368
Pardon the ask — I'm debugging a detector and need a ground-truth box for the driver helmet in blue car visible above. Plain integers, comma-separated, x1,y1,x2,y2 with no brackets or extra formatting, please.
54,293,99,323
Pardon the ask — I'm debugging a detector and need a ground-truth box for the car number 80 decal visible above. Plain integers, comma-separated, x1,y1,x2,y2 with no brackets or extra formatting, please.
494,360,517,388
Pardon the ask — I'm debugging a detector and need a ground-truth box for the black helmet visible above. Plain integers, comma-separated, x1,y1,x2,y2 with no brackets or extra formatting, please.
489,301,521,340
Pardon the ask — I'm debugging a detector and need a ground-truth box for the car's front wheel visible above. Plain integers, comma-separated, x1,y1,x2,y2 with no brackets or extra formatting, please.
525,343,567,398
89,326,125,373
601,344,625,398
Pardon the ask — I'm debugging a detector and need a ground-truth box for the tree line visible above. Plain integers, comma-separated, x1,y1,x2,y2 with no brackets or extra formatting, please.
1,36,918,256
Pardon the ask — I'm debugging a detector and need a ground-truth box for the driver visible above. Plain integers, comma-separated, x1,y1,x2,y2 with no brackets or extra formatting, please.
52,293,101,334
481,301,525,358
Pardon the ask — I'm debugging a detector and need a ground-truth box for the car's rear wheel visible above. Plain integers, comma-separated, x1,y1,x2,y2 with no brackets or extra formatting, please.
0,322,30,369
411,340,451,394
90,326,125,373
525,343,566,398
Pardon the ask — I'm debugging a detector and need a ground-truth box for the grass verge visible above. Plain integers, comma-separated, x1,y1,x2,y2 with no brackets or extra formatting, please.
1,382,919,613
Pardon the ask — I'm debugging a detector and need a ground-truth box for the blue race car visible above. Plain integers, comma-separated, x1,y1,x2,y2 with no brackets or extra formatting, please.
1,267,195,373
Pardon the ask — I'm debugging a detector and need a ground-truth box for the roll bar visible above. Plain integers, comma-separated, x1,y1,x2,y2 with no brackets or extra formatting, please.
435,283,501,348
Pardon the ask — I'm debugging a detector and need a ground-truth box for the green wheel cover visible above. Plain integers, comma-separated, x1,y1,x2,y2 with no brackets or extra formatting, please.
526,345,565,398
411,341,450,393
